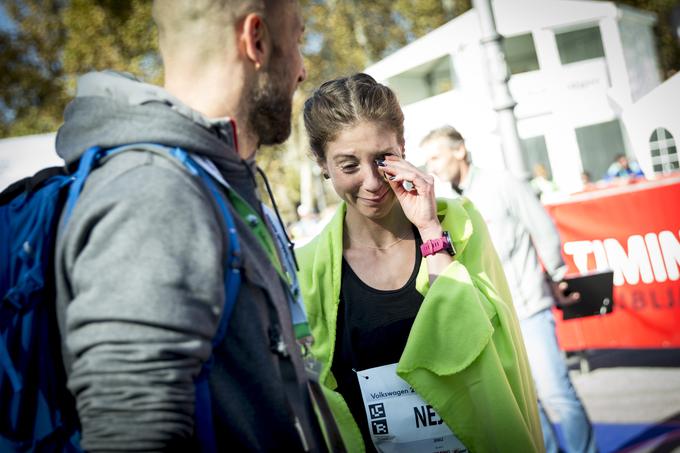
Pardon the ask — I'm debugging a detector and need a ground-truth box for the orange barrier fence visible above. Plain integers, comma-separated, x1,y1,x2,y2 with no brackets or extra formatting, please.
545,176,680,350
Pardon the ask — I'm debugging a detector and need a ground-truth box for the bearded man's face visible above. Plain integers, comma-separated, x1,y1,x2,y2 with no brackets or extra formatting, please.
248,46,295,146
248,2,306,146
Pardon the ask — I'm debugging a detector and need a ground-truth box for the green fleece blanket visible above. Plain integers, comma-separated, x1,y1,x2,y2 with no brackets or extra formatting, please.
297,197,544,452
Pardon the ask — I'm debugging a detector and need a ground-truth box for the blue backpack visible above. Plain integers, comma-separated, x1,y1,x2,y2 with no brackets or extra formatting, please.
0,145,241,452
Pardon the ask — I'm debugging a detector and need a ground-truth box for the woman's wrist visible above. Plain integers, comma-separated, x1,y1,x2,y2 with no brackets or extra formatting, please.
419,223,454,286
418,223,443,242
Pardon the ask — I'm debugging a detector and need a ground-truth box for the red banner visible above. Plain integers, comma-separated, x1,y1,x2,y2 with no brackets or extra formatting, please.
545,177,680,350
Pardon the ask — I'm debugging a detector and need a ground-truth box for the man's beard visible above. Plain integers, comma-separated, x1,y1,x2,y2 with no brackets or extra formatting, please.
247,54,293,146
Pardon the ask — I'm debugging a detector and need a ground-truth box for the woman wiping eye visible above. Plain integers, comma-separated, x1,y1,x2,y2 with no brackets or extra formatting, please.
296,73,544,453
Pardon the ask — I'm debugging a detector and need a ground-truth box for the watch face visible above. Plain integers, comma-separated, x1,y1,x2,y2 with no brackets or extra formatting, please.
443,231,456,256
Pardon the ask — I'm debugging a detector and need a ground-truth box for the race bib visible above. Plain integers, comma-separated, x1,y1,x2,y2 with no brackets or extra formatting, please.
356,363,468,453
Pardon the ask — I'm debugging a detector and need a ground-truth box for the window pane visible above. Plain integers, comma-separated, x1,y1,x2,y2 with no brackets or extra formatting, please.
556,26,605,65
387,55,455,106
503,34,540,75
648,128,678,174
575,119,626,180
521,135,552,178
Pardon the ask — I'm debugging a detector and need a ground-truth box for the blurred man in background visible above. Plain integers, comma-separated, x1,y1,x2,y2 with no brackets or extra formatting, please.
605,154,644,180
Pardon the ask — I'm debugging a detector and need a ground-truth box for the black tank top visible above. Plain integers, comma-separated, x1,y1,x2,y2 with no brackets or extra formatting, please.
331,232,424,451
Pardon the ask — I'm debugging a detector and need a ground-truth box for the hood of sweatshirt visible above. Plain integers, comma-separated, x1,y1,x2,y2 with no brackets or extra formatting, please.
56,70,260,207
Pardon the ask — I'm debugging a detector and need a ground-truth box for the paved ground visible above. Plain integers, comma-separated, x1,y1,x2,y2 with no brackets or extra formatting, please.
575,367,680,424
553,350,680,452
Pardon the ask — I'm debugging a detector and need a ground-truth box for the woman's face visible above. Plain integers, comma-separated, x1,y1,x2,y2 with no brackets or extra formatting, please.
322,122,403,220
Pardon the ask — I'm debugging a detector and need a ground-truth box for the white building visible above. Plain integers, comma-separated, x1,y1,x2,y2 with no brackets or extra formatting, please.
621,73,679,176
365,0,664,193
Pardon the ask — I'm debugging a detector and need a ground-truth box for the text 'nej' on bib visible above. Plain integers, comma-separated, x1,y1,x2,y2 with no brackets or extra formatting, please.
356,363,469,453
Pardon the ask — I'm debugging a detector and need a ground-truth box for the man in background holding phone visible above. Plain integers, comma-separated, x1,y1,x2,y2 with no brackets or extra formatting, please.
421,126,597,453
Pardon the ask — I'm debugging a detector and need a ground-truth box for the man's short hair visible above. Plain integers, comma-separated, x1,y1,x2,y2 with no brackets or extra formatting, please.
420,125,465,150
153,0,273,63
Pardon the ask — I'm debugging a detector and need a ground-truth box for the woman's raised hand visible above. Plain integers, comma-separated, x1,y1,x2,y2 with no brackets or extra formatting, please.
379,155,440,234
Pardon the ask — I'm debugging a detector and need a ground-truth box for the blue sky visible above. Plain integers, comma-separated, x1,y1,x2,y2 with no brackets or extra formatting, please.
0,4,16,33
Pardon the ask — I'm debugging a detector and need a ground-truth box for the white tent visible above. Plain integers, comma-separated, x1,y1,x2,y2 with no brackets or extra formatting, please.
0,133,61,191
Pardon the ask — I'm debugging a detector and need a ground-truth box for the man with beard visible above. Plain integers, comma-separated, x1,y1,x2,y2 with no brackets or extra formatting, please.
53,1,333,451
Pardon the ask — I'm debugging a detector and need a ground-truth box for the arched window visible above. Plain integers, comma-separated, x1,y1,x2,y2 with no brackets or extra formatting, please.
649,128,678,174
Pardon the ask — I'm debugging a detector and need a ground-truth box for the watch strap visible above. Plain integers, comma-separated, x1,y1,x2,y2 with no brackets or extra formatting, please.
420,231,456,257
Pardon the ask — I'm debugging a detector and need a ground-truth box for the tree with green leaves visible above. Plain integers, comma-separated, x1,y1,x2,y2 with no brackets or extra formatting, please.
0,0,67,137
613,0,680,78
62,0,158,82
0,0,158,137
299,0,461,91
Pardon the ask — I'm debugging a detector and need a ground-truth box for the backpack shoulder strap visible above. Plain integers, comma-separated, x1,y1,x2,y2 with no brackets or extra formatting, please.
183,154,242,343
62,144,185,226
161,147,241,453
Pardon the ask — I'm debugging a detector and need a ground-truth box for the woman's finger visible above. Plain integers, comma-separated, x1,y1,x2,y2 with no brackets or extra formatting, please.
379,161,428,182
382,156,428,178
388,175,435,198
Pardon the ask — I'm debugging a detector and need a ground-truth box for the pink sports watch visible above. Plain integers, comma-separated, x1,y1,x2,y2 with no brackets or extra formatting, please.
420,231,456,257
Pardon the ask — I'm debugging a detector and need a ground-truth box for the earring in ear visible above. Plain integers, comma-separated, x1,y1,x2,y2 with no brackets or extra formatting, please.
255,62,261,70
323,172,330,180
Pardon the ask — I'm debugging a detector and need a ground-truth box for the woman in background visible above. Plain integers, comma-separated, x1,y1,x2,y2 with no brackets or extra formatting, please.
297,73,543,453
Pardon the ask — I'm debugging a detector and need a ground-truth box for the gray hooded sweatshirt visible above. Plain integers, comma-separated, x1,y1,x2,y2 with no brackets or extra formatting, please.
54,71,324,452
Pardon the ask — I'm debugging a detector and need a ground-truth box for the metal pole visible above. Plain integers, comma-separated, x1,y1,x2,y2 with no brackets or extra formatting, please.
472,0,529,180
